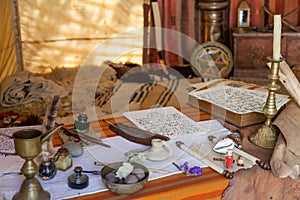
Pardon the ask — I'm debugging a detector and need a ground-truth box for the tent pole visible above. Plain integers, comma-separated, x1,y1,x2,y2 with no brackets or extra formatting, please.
11,0,24,71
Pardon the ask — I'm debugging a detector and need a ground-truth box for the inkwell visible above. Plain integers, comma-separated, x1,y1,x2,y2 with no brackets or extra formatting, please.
74,114,89,133
38,151,57,180
68,166,89,189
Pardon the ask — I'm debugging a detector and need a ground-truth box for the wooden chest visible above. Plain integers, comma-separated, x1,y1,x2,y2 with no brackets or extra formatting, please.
232,31,300,78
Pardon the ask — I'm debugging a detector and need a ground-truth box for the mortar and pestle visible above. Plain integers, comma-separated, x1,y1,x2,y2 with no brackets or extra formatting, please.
12,124,63,200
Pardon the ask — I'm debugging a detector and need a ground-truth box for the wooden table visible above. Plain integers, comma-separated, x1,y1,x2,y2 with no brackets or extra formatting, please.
53,107,230,199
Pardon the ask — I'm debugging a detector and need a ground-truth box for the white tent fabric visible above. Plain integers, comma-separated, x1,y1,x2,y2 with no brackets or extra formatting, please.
0,0,144,83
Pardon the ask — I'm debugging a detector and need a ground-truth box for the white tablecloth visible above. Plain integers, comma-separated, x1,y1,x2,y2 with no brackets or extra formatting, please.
0,120,230,200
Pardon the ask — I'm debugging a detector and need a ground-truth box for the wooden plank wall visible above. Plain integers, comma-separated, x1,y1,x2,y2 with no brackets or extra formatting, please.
229,0,300,29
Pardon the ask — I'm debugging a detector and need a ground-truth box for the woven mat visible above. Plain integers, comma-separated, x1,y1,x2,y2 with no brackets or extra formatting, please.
0,68,197,126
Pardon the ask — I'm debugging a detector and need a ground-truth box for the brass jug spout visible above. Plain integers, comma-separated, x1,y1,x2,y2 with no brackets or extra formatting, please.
41,124,64,143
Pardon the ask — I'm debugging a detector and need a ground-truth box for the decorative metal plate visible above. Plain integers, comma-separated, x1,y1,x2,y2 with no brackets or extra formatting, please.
190,42,233,79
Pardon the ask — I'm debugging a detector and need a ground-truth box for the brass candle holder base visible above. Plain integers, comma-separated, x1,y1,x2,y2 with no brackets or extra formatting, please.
249,57,282,149
249,124,279,149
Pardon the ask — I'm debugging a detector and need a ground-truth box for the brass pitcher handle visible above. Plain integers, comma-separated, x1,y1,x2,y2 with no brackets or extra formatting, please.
41,124,64,143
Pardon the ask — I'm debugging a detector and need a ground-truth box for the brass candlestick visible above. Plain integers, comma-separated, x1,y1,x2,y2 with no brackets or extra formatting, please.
249,57,282,149
12,125,62,200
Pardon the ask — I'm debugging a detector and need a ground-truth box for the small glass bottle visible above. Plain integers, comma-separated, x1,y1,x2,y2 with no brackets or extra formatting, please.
68,166,89,189
74,114,90,133
225,150,234,168
54,148,73,171
38,151,57,180
237,156,244,167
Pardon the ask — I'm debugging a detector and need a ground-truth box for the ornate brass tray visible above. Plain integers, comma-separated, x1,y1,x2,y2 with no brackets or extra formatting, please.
190,42,233,79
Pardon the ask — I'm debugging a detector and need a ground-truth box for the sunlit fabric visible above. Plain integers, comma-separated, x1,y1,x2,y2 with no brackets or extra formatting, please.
0,0,18,84
1,0,144,76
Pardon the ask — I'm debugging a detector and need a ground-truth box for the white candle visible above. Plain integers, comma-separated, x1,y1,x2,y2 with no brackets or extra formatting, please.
273,14,282,60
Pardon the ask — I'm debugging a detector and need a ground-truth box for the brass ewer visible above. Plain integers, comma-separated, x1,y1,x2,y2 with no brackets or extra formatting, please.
249,57,282,149
12,125,63,200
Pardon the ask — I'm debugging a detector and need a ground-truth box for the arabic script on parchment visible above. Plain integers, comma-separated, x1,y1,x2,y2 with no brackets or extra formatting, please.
189,85,290,114
123,107,206,138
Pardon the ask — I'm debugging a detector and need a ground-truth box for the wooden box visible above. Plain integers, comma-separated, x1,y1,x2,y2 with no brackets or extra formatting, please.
188,79,269,128
232,31,300,78
188,95,266,128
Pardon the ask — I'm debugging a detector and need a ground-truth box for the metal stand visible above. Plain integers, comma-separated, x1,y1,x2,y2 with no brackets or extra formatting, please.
249,57,282,149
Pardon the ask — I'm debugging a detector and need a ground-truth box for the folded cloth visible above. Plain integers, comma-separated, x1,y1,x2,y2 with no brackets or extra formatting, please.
222,165,300,200
0,71,70,107
270,101,300,179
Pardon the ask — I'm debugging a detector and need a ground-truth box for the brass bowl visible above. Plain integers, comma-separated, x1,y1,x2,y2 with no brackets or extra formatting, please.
100,162,149,196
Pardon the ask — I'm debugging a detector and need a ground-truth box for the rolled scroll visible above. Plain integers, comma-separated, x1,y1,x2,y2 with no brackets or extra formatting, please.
176,141,233,179
267,60,300,107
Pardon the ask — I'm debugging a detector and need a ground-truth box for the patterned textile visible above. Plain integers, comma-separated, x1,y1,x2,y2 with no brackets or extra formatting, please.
0,71,70,107
144,0,199,67
100,74,186,117
69,168,229,200
158,0,198,66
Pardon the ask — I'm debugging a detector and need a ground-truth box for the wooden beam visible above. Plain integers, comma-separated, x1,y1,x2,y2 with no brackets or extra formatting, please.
11,0,24,71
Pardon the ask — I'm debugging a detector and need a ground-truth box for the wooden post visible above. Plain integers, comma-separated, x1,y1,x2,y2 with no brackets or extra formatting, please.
11,0,24,71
